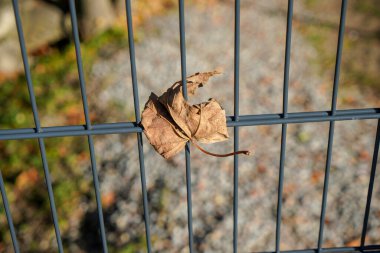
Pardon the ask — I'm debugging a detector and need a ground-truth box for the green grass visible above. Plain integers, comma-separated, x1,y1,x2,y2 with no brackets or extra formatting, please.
354,0,380,18
0,27,129,252
113,237,147,253
300,0,380,94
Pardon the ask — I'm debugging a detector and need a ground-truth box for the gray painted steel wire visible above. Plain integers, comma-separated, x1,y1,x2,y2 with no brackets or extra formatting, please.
0,170,20,253
179,1,194,252
68,1,108,252
275,1,293,252
317,1,347,251
233,0,240,252
1,0,379,252
125,0,152,251
12,0,64,252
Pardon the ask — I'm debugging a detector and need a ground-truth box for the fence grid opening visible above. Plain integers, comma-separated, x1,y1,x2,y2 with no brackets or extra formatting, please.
0,0,379,252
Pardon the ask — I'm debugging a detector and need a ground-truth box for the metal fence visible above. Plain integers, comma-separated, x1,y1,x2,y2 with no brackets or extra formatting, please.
0,0,379,252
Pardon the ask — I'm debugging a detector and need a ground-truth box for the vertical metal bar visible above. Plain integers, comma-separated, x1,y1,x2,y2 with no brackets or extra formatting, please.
282,0,293,119
86,136,108,251
12,2,40,131
68,1,108,252
0,170,20,253
38,139,64,252
317,121,335,252
178,1,194,252
12,0,64,252
360,119,380,249
330,1,347,116
275,124,287,252
179,0,188,99
125,0,152,252
233,0,240,252
70,0,91,129
275,1,293,252
68,0,92,128
317,1,347,252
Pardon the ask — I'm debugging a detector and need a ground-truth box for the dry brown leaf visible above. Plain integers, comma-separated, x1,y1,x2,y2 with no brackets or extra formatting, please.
158,70,224,139
141,93,188,159
141,71,249,159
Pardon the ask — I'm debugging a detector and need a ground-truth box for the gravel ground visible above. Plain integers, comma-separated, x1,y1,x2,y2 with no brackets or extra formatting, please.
79,1,380,252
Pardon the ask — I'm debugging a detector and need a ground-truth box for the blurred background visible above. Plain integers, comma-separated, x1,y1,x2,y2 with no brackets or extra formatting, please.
0,0,379,252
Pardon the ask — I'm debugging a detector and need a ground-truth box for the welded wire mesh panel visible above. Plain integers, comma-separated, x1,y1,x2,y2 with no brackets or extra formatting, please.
0,0,379,252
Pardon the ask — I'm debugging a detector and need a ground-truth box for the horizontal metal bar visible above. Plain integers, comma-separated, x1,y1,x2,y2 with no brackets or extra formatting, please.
0,122,138,135
0,125,142,140
228,108,379,121
0,122,139,137
0,108,379,140
254,244,380,253
227,108,380,126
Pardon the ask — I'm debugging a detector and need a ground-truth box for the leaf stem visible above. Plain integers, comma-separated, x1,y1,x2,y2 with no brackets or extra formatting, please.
191,140,251,157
